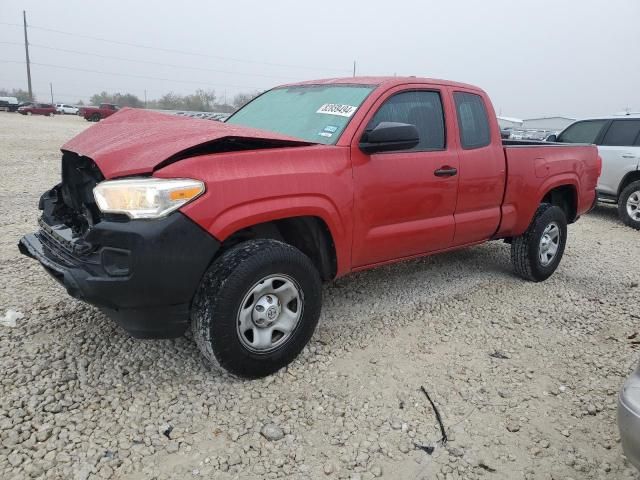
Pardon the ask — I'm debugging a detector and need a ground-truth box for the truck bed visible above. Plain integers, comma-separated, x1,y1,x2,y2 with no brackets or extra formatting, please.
496,141,600,238
503,139,583,147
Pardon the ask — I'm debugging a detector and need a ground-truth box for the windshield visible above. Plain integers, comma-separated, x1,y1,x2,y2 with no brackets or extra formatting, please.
226,84,374,144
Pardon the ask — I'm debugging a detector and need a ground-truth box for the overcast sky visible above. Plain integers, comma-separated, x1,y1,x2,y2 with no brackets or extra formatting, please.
1,0,638,118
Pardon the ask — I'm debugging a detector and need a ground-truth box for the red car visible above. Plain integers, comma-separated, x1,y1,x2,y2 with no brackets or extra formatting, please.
17,103,56,116
19,77,601,377
79,103,119,122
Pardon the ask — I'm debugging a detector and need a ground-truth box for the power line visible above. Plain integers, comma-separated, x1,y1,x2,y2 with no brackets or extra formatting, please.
0,59,265,90
1,65,234,101
0,21,350,74
0,41,295,82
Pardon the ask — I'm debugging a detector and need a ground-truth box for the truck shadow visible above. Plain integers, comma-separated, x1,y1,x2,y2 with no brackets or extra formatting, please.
588,203,620,223
78,241,514,383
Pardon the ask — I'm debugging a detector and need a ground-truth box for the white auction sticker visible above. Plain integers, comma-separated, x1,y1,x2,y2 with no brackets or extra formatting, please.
316,104,357,117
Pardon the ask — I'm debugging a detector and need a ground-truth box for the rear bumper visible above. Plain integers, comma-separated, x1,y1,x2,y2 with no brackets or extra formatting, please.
618,366,640,471
19,212,219,338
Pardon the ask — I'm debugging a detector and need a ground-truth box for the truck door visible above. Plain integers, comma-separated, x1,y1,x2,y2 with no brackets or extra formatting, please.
449,90,505,245
351,87,459,267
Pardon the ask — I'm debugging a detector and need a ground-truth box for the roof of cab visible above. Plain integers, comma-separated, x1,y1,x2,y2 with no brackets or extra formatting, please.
281,76,483,92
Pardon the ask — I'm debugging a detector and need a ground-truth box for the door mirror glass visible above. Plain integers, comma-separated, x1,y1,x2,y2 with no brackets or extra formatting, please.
359,122,420,154
545,134,557,142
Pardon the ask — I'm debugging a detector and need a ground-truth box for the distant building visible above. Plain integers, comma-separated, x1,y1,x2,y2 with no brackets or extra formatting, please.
497,116,523,129
522,116,575,131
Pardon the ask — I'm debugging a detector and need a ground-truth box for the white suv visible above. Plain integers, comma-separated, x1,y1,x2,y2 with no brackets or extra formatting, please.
55,104,79,115
551,115,640,229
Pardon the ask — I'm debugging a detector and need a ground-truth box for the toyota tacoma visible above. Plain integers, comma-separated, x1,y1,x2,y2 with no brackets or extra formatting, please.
19,77,601,378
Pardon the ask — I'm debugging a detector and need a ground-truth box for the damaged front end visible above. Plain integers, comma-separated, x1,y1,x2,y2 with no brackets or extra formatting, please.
35,152,104,258
20,152,105,286
19,152,220,338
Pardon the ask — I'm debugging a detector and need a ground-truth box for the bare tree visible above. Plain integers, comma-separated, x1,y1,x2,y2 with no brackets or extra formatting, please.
0,88,31,102
232,91,261,109
89,91,143,108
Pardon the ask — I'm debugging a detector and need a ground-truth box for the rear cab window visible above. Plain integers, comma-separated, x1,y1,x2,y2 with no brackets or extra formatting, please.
600,120,640,146
557,120,607,144
453,92,491,149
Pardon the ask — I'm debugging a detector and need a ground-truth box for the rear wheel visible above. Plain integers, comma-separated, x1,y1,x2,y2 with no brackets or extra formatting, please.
191,239,322,378
618,181,640,230
91,113,101,122
511,204,567,282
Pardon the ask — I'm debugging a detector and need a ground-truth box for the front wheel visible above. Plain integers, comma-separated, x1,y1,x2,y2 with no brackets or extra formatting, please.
91,113,101,122
511,204,567,282
192,239,322,378
618,181,640,230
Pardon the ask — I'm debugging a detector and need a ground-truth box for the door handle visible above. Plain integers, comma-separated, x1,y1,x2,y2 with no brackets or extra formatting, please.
622,154,637,159
434,166,458,177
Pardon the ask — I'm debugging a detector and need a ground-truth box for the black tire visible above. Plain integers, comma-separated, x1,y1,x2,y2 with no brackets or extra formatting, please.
511,204,567,282
191,239,322,378
91,113,101,122
618,181,640,230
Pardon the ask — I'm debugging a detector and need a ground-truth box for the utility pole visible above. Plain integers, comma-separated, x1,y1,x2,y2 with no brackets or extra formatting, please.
49,83,53,104
23,11,33,101
353,61,356,77
144,89,147,108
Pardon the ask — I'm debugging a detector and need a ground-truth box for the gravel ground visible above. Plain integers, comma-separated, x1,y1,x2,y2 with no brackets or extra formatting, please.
1,112,639,480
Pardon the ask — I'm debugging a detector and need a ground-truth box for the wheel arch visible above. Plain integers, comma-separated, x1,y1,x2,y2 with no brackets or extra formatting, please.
209,199,344,281
618,170,640,198
220,216,338,281
540,183,578,223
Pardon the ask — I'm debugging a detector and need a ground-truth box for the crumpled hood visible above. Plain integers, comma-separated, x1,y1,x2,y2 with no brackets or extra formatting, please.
62,108,313,179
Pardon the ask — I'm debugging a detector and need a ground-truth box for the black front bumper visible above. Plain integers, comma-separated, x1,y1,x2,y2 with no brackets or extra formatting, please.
19,212,220,338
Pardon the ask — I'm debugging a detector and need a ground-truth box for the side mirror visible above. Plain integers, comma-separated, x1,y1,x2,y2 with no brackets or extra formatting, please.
360,122,420,154
545,134,557,142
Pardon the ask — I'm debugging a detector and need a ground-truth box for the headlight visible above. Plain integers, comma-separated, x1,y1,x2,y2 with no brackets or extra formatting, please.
93,178,205,219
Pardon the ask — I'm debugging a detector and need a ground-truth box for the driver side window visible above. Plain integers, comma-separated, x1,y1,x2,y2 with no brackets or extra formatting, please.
366,91,446,151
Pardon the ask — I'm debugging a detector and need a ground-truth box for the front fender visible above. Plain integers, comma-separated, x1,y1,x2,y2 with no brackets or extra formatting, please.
180,193,352,277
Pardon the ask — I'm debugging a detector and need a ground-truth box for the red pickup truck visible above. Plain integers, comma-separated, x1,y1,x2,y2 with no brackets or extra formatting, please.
79,103,119,122
17,103,56,116
19,77,600,377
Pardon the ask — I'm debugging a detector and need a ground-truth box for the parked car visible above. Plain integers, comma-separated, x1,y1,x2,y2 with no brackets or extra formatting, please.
500,127,512,139
56,103,79,115
549,115,640,229
509,128,526,140
0,96,19,112
79,103,119,122
17,103,56,116
618,361,640,471
19,76,601,378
